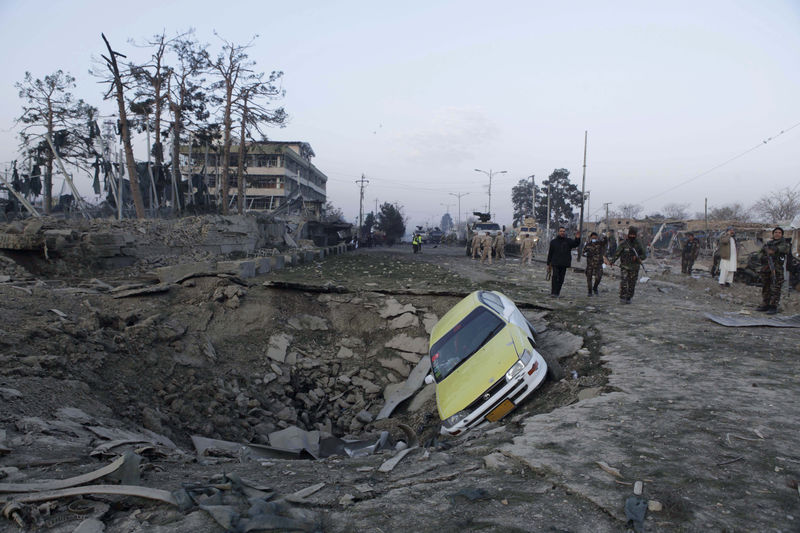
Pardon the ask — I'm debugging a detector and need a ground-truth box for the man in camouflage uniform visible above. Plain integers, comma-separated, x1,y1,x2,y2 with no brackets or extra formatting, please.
756,227,791,315
493,231,506,260
681,232,700,274
583,232,607,296
480,232,494,264
607,226,647,304
519,234,534,266
471,232,481,259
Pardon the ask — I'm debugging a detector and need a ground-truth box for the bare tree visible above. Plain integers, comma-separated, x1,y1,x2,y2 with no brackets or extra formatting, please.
662,202,690,220
128,31,179,205
752,187,800,222
708,203,751,222
100,33,146,218
167,33,210,210
232,73,287,214
15,71,96,213
616,203,643,219
210,35,257,215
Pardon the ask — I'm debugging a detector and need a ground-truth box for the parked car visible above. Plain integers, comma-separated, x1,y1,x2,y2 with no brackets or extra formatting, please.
424,290,563,436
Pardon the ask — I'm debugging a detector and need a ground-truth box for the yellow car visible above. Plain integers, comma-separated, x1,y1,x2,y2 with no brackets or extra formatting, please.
424,290,562,436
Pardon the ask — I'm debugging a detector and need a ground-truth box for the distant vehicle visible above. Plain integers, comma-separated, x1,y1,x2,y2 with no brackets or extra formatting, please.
423,228,444,244
465,220,502,256
515,217,539,246
425,290,563,436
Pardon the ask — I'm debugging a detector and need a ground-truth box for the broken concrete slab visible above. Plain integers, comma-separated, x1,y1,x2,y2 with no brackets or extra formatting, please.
266,333,293,363
376,355,431,420
378,357,410,377
407,383,436,412
154,261,216,284
268,426,321,458
536,329,583,360
422,313,439,334
111,283,173,299
384,333,428,355
217,260,256,279
351,376,381,394
255,258,271,275
578,387,603,401
379,298,417,319
378,447,415,473
704,312,800,328
389,312,419,329
288,314,329,331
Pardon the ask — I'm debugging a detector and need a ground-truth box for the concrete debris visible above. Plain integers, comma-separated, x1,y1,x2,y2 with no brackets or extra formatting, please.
378,447,416,473
577,387,603,401
266,333,293,362
288,314,329,331
536,329,584,360
376,355,432,420
389,312,419,330
384,333,429,355
379,298,417,319
407,383,436,412
378,357,411,377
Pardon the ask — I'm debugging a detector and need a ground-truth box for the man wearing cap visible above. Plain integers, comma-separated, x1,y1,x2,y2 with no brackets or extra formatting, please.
606,226,647,303
681,232,700,274
756,227,791,314
717,228,737,287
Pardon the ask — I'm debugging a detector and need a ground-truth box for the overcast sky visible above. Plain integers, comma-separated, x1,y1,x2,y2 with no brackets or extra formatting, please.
1,0,798,228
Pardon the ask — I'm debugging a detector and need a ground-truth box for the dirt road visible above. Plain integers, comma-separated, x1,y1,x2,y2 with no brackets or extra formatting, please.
1,242,798,532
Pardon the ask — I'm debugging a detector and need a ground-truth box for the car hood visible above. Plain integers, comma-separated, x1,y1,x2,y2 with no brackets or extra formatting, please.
435,327,518,420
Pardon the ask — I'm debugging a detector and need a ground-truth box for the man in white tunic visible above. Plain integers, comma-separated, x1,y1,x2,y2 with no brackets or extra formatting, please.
717,228,737,286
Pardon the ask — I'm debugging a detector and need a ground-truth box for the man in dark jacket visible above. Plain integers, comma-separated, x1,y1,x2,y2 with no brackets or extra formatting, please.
681,232,700,274
546,226,581,297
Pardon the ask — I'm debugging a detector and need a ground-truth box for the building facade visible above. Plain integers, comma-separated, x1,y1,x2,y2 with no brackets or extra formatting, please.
182,141,327,217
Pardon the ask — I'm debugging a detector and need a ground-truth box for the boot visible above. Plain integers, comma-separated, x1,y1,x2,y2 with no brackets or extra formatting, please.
755,304,770,312
766,306,778,315
593,287,599,295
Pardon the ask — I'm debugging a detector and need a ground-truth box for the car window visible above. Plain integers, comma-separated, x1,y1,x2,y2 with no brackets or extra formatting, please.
478,291,505,315
430,307,505,382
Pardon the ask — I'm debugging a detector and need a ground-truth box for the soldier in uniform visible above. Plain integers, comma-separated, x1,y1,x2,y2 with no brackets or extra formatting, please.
606,226,647,304
519,234,534,266
681,232,700,274
583,232,607,296
480,232,494,264
471,231,481,259
755,227,791,314
493,231,506,260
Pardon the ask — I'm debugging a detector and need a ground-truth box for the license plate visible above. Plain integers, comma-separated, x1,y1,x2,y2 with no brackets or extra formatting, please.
485,399,515,422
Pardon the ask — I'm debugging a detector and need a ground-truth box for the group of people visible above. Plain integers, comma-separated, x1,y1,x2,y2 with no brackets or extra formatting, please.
470,231,506,264
545,226,647,304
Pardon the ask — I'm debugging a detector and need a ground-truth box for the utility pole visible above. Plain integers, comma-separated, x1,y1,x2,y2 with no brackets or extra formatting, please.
449,192,469,240
474,168,506,219
704,197,708,246
546,182,551,238
603,202,612,232
529,174,535,221
578,130,588,262
356,174,369,241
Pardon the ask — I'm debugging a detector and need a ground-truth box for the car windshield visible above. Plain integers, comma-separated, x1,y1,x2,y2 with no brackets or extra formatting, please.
476,224,500,231
430,306,505,382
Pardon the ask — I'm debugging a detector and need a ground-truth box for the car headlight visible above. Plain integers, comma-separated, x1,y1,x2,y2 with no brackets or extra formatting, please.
505,360,525,382
442,410,469,428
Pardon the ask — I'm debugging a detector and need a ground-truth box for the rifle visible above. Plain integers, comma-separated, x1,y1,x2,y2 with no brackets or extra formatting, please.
546,265,552,280
631,244,647,275
767,249,777,285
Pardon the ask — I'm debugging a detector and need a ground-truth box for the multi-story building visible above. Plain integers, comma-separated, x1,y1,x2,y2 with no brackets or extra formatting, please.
181,141,327,217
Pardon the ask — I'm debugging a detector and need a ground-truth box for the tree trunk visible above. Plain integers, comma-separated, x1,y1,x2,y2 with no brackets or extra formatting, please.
45,104,53,214
220,84,233,215
171,111,182,211
103,34,146,219
236,95,248,215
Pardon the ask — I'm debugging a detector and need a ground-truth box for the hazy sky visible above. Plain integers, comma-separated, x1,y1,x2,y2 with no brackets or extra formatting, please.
1,0,798,228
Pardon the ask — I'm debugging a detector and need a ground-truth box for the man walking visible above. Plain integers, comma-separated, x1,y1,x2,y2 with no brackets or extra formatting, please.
681,232,700,274
470,231,481,259
480,232,494,264
546,226,581,297
756,227,791,315
493,231,506,260
583,232,607,296
607,227,647,304
519,234,534,266
717,228,737,287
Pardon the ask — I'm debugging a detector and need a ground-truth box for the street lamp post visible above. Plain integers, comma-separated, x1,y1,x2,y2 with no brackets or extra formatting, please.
449,192,469,240
474,168,506,219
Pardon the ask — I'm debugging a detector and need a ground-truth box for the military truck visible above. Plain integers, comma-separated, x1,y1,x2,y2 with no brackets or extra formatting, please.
465,212,502,256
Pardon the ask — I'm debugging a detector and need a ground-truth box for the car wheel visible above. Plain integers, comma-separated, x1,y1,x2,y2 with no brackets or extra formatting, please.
542,351,565,381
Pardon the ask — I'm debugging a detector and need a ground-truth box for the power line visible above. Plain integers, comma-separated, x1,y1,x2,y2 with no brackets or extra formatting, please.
638,120,800,205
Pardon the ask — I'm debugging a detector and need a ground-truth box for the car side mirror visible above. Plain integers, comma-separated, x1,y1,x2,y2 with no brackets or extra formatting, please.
424,374,435,385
